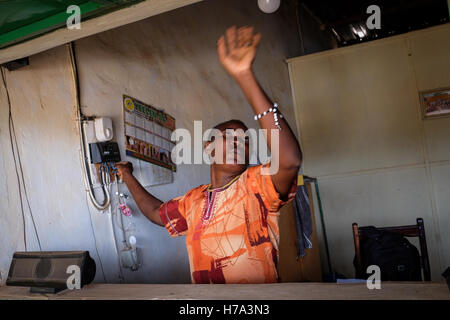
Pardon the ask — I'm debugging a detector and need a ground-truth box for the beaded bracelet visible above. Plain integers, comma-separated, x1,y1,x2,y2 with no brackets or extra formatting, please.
254,103,284,129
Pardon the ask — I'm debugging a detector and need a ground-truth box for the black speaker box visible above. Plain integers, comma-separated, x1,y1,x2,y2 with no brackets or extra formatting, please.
6,251,96,293
443,267,450,291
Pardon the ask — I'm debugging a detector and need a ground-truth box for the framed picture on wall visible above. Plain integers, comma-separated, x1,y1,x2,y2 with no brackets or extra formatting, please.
420,87,450,119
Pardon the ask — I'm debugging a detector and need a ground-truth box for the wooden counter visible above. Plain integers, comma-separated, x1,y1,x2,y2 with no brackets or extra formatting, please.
0,282,448,300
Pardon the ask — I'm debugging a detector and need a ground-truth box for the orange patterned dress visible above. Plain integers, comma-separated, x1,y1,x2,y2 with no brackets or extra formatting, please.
158,164,297,284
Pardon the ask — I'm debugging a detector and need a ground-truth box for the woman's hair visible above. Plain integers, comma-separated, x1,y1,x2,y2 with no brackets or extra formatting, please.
213,119,248,131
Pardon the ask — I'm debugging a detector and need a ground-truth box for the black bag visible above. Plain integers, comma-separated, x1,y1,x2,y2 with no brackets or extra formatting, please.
355,226,422,281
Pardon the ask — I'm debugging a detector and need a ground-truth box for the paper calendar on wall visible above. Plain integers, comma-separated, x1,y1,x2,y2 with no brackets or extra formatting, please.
123,95,176,172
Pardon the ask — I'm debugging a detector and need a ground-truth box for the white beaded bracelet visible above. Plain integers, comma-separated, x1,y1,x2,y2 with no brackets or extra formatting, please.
254,103,283,129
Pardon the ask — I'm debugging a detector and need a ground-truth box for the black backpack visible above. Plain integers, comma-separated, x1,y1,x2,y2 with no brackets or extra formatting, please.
355,226,422,281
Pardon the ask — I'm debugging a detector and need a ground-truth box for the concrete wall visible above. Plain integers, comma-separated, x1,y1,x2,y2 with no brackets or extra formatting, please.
0,0,302,284
288,24,450,281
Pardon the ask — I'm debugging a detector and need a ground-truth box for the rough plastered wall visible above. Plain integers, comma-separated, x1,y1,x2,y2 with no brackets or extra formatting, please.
0,46,104,283
288,24,450,281
0,0,302,284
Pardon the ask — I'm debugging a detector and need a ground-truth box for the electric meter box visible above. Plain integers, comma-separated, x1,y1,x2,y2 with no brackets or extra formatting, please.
89,142,121,164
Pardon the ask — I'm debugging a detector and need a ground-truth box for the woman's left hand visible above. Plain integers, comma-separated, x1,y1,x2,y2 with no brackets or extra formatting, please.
217,26,261,79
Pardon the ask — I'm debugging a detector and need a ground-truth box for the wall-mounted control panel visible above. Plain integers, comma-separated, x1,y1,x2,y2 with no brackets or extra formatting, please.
89,142,121,164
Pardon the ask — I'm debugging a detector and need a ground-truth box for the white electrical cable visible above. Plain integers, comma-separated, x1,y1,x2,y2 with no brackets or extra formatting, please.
113,179,139,271
113,181,134,234
68,42,110,211
108,177,125,282
84,192,107,283
68,42,138,274
109,212,125,283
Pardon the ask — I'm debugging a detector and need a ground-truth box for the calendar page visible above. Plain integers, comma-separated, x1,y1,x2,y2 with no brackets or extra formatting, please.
123,95,176,172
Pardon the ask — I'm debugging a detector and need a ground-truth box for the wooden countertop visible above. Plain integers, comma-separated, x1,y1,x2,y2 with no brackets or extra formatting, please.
0,282,448,300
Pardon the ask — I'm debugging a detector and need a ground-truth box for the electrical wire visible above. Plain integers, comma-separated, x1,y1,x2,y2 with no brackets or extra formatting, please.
295,1,306,55
84,192,107,283
109,163,132,234
109,191,125,283
2,67,42,251
101,163,126,281
1,68,27,251
113,176,140,271
67,42,113,281
10,106,42,251
67,42,130,280
115,204,133,233
67,42,110,211
113,183,134,234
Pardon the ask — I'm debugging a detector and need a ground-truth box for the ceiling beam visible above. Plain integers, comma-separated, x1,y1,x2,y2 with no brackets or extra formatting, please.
0,0,202,64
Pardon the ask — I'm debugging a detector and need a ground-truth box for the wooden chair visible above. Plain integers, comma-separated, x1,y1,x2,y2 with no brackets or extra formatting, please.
352,218,431,281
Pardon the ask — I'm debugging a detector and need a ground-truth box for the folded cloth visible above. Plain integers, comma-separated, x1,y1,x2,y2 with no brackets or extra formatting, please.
292,184,313,258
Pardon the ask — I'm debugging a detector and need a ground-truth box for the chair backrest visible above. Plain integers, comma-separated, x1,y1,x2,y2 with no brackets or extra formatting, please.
352,218,431,281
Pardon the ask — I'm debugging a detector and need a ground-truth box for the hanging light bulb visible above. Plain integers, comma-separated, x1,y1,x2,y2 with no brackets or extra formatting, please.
258,0,281,14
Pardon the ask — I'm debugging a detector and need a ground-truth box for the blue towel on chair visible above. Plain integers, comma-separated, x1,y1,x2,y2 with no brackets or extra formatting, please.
292,185,313,258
